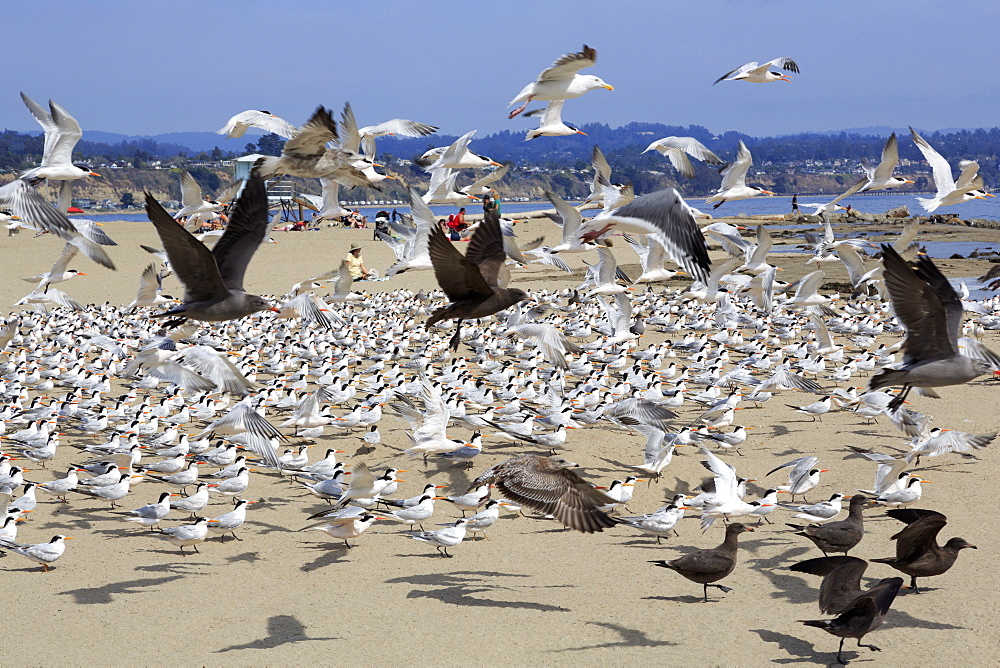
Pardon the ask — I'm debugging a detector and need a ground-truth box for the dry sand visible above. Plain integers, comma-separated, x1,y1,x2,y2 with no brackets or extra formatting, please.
1,215,998,665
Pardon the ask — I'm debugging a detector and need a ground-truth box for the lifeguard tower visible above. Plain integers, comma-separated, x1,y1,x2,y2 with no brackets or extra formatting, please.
232,154,308,223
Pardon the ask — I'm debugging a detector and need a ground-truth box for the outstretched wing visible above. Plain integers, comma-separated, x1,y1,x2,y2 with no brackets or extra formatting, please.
211,174,270,292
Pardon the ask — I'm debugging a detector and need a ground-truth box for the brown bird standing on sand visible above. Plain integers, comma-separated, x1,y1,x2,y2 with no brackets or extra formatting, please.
872,508,977,593
426,208,529,350
870,244,1000,410
469,454,617,533
793,556,903,664
788,494,872,556
650,522,754,601
144,174,280,325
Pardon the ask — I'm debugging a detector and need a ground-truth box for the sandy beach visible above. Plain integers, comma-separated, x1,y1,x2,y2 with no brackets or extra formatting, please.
1,214,998,666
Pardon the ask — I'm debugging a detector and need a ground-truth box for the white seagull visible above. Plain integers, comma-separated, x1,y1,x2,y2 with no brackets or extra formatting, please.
217,109,297,139
704,141,774,209
524,100,587,140
19,92,102,182
713,57,799,84
642,137,723,179
910,127,992,212
507,44,613,119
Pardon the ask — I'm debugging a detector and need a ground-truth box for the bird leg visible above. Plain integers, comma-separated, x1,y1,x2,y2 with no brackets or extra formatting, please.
219,533,227,543
857,639,881,653
887,384,911,412
230,531,241,542
836,638,846,664
343,540,353,549
703,583,733,600
508,98,533,119
193,545,200,554
910,576,920,593
448,321,464,351
42,563,50,572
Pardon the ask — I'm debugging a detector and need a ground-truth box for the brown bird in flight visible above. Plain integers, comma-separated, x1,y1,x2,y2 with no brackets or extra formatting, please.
144,174,280,326
470,454,617,533
426,208,529,349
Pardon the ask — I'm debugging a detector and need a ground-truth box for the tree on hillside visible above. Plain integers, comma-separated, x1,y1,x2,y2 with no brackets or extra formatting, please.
132,149,152,168
120,192,136,208
256,133,285,156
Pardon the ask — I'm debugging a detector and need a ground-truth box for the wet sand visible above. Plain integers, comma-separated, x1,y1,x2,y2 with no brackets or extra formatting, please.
1,215,998,665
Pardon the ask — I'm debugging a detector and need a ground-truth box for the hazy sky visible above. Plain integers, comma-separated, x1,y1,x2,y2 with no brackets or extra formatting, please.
5,0,998,139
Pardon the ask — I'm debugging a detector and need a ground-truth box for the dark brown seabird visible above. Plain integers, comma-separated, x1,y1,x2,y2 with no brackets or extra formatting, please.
870,244,1000,410
426,208,529,350
788,494,872,556
144,174,280,325
650,522,753,601
872,508,977,593
794,555,903,664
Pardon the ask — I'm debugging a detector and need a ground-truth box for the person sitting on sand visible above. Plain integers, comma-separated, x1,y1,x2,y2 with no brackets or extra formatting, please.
346,242,371,280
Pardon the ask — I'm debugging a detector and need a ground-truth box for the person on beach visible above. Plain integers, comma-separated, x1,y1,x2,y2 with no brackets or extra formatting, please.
483,190,501,216
791,194,799,213
346,242,371,279
446,211,465,240
373,210,389,240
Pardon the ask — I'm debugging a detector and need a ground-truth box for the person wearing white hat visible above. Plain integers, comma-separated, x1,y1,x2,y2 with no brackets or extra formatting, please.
346,242,370,280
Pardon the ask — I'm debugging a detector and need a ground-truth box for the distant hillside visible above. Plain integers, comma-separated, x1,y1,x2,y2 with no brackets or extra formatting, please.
2,122,997,203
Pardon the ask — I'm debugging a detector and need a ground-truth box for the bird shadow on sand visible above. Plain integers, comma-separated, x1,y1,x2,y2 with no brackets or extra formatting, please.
384,570,573,612
846,427,890,439
641,593,710,604
615,536,684,550
768,424,794,438
133,560,211,574
56,575,184,604
296,541,352,571
746,545,815,605
589,454,636,474
736,534,794,556
214,614,339,653
886,608,967,630
225,551,264,564
549,621,679,652
749,629,823,665
244,519,295,536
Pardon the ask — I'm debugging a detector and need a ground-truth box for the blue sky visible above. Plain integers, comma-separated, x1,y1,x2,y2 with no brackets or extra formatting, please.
5,0,998,138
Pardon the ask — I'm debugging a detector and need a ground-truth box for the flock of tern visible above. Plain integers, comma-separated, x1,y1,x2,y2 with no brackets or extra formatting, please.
0,43,998,664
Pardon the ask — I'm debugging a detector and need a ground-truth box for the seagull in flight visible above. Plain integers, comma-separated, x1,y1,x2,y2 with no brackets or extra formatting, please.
19,92,102,182
910,127,993,212
217,109,297,139
523,100,587,140
704,141,774,209
642,137,723,179
507,44,613,119
713,57,799,84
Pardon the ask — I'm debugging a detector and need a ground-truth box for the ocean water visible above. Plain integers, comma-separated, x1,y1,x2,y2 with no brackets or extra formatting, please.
772,241,1000,259
87,191,999,223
